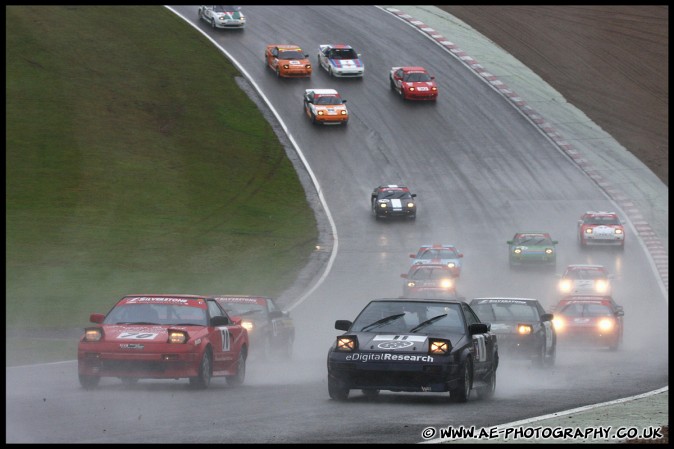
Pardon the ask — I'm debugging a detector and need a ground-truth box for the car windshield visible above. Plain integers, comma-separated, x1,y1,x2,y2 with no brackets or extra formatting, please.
403,72,432,82
472,302,539,322
560,303,612,317
585,216,620,225
330,49,358,60
515,235,552,245
105,304,208,326
352,301,464,333
565,269,607,280
315,96,342,105
417,248,458,259
377,190,412,200
214,5,240,12
278,50,305,60
219,301,266,318
409,267,454,280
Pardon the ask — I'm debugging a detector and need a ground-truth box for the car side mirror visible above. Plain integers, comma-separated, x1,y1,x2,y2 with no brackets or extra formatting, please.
458,253,464,258
411,193,417,198
469,323,489,335
400,273,408,279
615,310,624,317
335,320,352,331
540,313,553,322
90,313,105,324
409,254,416,258
552,240,559,245
304,54,309,58
211,315,231,327
506,240,513,245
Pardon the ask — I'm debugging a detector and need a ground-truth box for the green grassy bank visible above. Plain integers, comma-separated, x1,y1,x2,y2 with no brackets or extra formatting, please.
6,6,318,365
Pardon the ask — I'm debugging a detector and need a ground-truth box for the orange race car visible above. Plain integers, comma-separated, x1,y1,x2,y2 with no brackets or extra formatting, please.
303,88,348,125
265,44,312,78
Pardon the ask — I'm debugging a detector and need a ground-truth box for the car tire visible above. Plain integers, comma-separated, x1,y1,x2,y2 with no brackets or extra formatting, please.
226,351,246,386
449,359,471,403
190,349,212,389
544,342,557,367
361,389,380,400
533,341,546,367
476,369,496,400
211,19,216,29
79,374,100,390
328,376,349,401
389,77,395,90
276,67,281,78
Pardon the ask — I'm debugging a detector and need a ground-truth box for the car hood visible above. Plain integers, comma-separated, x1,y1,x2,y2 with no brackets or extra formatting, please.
351,332,465,352
329,58,363,68
99,324,207,342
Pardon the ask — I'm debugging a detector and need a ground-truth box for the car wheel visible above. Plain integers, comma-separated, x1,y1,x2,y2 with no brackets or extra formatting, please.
276,67,281,78
608,336,620,351
449,359,471,403
476,369,496,400
211,19,216,29
533,341,546,367
361,389,380,400
79,374,100,390
226,351,246,386
328,376,349,401
310,112,317,124
389,77,395,90
189,349,212,389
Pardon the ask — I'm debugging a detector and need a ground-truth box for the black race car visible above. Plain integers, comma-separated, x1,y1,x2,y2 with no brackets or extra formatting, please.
327,298,498,402
469,297,556,367
371,184,417,220
215,295,295,360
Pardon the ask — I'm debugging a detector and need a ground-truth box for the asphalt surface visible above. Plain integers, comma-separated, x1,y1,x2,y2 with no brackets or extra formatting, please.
388,6,668,443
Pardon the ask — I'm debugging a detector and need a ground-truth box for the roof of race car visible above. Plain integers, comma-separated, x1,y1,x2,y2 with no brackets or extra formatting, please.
557,296,617,306
376,184,410,191
271,44,303,50
408,263,455,272
370,297,465,305
584,211,618,216
418,244,458,249
119,294,209,308
471,297,541,305
401,66,428,73
305,88,339,95
565,264,607,270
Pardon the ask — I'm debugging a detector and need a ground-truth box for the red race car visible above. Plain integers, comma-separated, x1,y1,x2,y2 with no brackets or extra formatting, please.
401,263,459,299
552,295,624,350
577,211,625,249
389,66,438,100
78,294,249,389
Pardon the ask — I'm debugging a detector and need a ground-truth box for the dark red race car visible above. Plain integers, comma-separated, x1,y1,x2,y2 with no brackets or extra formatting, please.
401,263,459,299
551,295,624,350
78,294,249,389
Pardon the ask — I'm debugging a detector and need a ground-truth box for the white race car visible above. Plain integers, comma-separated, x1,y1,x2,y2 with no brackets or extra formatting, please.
317,44,364,78
198,5,246,29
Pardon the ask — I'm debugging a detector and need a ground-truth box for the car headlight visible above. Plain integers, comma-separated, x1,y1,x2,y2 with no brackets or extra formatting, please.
340,110,347,115
545,248,554,254
559,279,572,293
282,64,289,70
168,330,188,344
379,203,388,208
615,228,623,235
305,64,312,70
513,248,522,254
440,278,453,289
407,281,416,288
429,338,451,355
594,280,609,293
517,324,533,335
317,110,324,116
431,86,438,91
598,318,614,331
408,86,415,91
585,228,593,234
336,335,357,352
406,202,415,208
241,320,253,332
552,317,565,331
83,327,103,342
447,262,456,269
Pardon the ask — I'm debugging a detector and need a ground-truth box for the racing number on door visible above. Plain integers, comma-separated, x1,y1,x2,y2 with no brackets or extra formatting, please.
473,335,487,362
219,327,230,352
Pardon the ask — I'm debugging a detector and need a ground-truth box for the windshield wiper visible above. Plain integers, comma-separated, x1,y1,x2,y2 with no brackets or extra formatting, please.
409,314,447,333
360,313,406,332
